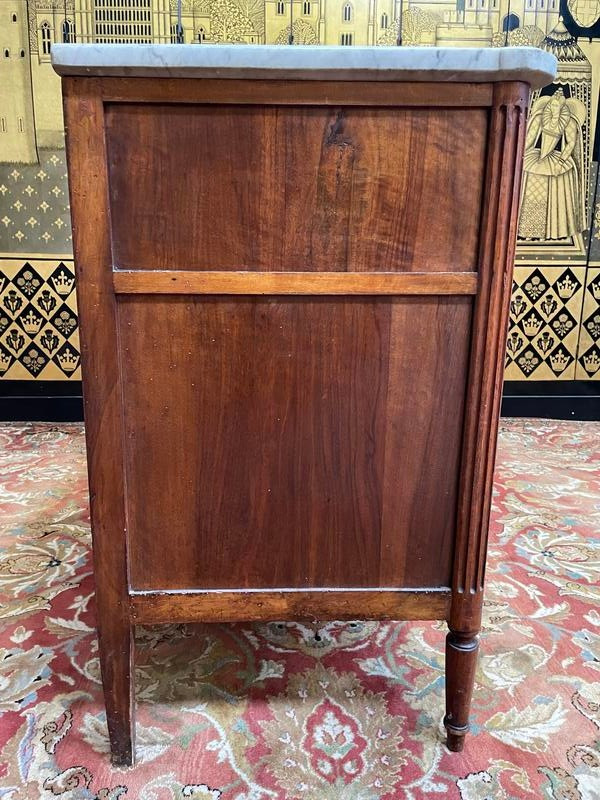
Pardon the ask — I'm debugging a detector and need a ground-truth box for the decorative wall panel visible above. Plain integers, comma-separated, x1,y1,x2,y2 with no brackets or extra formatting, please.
578,184,600,378
0,0,599,384
576,267,600,378
0,258,79,379
505,266,586,379
0,149,72,256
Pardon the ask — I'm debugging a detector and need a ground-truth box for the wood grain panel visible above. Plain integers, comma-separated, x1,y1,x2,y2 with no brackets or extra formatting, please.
129,588,452,624
380,297,473,586
105,104,487,273
119,295,472,592
98,77,495,107
113,270,479,295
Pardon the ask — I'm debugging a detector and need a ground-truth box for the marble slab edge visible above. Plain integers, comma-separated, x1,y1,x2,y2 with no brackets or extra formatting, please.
52,44,557,89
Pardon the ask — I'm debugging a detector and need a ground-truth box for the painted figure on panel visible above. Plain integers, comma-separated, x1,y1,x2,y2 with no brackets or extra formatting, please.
518,88,586,240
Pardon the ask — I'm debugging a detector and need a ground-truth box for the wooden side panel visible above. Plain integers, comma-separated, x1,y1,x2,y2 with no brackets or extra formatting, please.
105,104,487,273
62,73,529,764
380,297,472,585
119,295,472,592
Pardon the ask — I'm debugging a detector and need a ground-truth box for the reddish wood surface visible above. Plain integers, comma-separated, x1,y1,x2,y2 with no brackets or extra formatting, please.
105,103,487,273
96,77,496,106
444,631,480,751
61,75,530,764
119,295,472,591
113,270,479,295
62,79,134,767
444,83,528,750
130,588,452,624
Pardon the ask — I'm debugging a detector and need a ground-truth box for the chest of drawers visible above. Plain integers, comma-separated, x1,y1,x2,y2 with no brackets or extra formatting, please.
53,43,555,765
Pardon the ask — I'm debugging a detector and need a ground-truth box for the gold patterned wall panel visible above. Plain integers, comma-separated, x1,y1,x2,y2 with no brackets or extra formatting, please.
1,0,599,384
0,149,72,255
576,267,600,378
0,258,80,379
505,266,586,379
578,186,600,378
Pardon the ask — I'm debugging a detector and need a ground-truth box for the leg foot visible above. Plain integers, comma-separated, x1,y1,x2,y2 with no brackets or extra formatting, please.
444,629,479,753
111,748,134,768
98,619,135,766
446,730,466,752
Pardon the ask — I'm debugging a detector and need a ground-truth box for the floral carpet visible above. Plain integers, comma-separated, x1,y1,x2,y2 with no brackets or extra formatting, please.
0,420,600,800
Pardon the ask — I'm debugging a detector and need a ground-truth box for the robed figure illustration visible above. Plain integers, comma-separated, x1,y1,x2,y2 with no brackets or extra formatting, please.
518,88,587,241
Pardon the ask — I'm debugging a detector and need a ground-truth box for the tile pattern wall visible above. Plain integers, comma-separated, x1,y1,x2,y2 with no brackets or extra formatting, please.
0,150,72,256
0,144,77,380
505,266,586,380
1,0,599,384
576,267,600,378
0,258,79,380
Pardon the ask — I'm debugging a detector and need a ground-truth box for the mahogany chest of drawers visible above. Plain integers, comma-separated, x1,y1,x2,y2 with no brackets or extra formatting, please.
53,43,555,765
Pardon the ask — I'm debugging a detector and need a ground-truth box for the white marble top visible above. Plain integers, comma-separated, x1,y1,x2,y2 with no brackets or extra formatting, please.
52,44,556,88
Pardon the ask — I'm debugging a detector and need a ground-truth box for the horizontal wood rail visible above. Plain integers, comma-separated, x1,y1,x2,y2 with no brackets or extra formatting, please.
99,79,496,107
113,270,478,296
129,588,451,624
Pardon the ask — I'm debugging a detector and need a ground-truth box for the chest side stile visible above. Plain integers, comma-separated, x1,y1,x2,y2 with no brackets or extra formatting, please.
61,76,134,765
444,81,530,751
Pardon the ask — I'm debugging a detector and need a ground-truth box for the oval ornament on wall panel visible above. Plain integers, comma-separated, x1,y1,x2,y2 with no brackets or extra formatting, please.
561,0,600,38
568,0,600,28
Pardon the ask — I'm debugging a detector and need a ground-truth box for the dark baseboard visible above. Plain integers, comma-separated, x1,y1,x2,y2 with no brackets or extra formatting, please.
0,382,84,422
1,380,598,423
501,381,600,421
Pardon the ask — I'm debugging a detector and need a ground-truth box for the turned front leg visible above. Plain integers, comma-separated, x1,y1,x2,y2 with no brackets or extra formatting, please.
444,628,479,752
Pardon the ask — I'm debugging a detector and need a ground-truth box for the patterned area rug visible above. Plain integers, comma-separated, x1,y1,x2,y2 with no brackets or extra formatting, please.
1,419,599,800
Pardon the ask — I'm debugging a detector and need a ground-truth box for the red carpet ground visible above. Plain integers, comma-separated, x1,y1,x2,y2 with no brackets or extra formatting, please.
0,419,599,799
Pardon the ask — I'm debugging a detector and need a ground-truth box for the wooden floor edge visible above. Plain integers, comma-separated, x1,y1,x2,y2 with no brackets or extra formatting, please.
129,588,451,623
